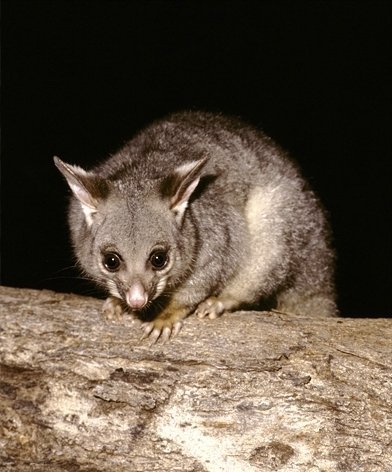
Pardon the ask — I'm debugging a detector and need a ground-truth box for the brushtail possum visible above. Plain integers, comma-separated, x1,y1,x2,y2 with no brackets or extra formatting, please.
54,111,337,342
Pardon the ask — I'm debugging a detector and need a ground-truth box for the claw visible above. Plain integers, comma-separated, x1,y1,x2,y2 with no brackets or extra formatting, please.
140,322,154,341
139,319,184,344
160,326,172,344
196,300,212,319
149,328,162,345
172,320,183,337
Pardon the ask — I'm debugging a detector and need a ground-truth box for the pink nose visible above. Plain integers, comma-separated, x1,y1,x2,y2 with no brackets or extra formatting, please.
125,282,148,310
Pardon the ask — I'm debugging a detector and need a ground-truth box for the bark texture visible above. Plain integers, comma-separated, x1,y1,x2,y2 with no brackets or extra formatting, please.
0,286,391,471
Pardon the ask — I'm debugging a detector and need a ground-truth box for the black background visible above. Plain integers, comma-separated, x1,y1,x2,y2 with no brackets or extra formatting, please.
2,1,391,316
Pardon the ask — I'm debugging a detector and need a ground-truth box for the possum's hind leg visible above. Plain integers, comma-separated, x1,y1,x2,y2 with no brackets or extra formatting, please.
196,186,290,320
276,289,337,317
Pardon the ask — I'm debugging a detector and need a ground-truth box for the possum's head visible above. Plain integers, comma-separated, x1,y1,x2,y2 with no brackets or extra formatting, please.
54,156,207,311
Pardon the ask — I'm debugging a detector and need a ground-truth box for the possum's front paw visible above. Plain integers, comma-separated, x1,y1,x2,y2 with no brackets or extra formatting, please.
140,318,183,344
195,296,226,319
140,301,189,344
102,296,124,321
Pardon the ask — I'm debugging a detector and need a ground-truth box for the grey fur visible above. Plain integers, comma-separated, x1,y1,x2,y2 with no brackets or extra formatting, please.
54,111,337,339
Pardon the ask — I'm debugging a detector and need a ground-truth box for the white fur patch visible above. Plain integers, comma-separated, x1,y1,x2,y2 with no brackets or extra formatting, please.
81,204,96,227
154,275,168,299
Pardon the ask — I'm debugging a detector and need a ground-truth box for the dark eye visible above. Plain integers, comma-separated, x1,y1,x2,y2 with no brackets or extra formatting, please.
149,250,168,270
103,252,121,272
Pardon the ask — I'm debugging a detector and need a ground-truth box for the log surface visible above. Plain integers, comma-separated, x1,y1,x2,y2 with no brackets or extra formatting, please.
0,286,391,471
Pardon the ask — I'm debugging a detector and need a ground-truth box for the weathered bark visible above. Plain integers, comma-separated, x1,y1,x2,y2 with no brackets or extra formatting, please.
0,286,390,471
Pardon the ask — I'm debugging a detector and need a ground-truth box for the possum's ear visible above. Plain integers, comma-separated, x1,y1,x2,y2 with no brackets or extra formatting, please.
54,156,107,226
161,157,209,223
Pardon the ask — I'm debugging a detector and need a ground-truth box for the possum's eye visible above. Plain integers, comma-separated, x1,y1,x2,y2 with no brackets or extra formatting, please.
149,250,169,270
103,252,122,272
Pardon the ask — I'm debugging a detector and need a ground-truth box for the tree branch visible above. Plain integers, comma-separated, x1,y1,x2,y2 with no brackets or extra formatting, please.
0,286,390,471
